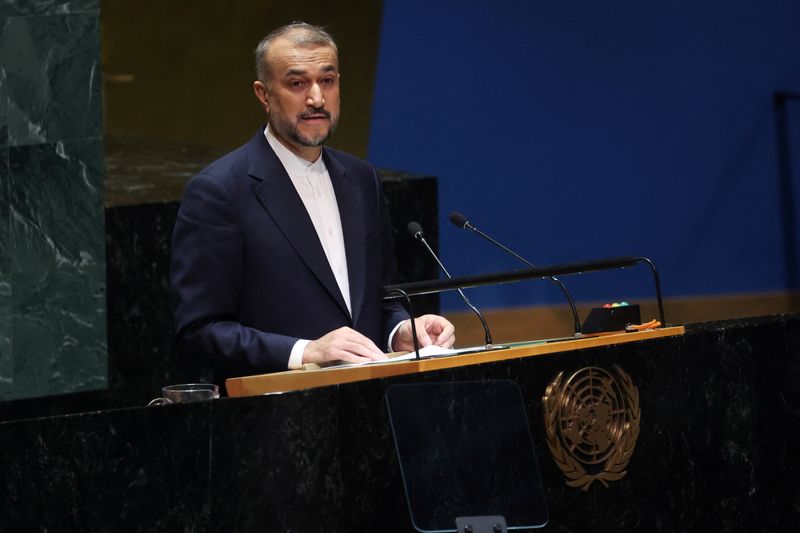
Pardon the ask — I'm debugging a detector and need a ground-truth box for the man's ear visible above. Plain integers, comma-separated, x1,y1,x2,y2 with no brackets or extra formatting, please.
253,80,269,112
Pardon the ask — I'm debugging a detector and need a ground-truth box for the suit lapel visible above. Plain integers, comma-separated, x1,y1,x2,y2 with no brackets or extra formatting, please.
247,131,351,319
325,149,366,326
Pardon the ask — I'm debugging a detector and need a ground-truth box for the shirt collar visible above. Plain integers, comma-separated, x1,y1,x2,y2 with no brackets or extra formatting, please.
264,124,326,176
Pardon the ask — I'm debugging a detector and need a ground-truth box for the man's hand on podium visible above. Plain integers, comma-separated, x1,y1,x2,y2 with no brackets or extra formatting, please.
303,327,389,365
392,314,456,353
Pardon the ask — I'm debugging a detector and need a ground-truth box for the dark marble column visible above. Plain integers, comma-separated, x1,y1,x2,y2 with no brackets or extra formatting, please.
0,0,106,400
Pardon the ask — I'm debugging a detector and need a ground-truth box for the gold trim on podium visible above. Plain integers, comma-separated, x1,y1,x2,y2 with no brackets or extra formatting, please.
225,326,685,397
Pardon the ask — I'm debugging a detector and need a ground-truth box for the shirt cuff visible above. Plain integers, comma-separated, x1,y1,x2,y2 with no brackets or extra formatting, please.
288,339,310,369
387,319,407,352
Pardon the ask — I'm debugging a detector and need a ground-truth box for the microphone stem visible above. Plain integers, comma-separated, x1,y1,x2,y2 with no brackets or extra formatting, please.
418,235,453,278
418,236,493,346
469,225,582,335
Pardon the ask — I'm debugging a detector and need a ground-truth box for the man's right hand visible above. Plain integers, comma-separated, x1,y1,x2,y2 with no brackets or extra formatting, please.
302,327,389,365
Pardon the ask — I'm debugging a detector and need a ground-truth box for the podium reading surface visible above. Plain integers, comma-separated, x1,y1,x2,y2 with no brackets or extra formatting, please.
226,326,685,397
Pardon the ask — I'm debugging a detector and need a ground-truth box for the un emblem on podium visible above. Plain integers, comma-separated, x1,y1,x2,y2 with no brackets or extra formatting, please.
542,365,640,491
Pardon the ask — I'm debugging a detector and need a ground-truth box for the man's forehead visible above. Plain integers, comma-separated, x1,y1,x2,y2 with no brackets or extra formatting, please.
267,37,339,75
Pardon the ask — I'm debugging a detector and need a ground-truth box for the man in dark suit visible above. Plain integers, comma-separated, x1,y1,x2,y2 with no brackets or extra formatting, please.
170,22,455,381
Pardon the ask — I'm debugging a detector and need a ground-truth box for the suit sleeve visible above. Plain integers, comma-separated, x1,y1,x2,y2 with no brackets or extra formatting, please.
170,173,297,378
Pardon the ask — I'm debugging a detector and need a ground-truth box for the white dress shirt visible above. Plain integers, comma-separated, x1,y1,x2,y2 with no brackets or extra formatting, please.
264,126,405,368
264,126,352,369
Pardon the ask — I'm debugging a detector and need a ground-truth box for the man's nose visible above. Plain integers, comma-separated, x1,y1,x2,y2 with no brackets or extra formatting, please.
306,83,324,108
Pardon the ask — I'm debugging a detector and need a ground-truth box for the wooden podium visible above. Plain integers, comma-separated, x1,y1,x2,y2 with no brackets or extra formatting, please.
226,326,685,397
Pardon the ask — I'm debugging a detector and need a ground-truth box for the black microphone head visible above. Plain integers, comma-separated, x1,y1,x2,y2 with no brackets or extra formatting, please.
448,211,469,229
407,221,424,239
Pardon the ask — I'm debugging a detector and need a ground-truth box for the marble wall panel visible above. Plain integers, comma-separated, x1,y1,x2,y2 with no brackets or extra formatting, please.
4,139,106,399
0,46,7,146
105,202,204,404
0,0,106,401
0,0,98,18
8,140,104,272
0,151,10,388
3,13,101,146
1,11,11,389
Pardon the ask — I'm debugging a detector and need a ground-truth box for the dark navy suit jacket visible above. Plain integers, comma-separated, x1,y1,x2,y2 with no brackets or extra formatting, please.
170,128,409,380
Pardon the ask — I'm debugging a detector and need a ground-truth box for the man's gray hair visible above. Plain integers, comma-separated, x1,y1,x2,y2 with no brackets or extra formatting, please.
254,22,338,83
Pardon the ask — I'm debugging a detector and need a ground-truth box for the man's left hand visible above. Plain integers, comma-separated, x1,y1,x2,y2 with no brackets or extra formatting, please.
392,314,456,352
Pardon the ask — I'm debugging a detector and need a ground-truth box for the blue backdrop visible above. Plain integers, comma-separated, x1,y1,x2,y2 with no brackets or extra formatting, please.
368,0,800,312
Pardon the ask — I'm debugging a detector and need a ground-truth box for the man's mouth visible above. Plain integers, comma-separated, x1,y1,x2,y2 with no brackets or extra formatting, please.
299,110,331,121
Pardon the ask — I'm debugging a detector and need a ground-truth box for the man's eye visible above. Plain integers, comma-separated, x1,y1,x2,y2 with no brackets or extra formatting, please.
289,80,305,88
320,77,335,86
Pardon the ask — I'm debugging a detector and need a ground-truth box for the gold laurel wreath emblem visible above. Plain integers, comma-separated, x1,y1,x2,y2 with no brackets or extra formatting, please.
542,365,641,491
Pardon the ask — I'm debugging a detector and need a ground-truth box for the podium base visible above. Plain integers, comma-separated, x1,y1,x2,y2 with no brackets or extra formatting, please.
455,516,507,533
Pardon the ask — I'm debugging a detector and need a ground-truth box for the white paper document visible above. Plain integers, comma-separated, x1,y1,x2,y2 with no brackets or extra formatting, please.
386,344,459,361
327,344,490,369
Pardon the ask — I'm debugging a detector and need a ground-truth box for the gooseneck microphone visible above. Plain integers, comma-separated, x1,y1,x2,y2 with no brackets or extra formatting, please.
448,211,582,335
406,221,494,346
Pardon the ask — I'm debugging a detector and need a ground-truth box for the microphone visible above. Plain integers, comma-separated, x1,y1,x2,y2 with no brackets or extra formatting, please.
448,211,582,335
406,221,494,347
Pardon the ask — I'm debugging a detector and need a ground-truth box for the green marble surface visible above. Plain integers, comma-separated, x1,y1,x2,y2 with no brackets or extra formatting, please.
0,0,106,401
0,279,10,391
0,56,6,147
0,152,9,389
0,1,98,18
8,141,104,272
4,14,101,146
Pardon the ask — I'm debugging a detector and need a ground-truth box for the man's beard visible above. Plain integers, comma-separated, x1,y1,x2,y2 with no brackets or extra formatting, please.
270,108,339,148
